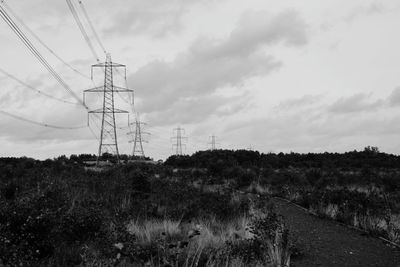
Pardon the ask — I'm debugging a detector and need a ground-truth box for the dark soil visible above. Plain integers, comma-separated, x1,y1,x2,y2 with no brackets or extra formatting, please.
272,198,400,267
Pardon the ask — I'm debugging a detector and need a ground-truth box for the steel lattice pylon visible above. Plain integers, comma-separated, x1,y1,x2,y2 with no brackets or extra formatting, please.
171,127,187,156
84,54,133,165
128,115,149,159
208,135,219,151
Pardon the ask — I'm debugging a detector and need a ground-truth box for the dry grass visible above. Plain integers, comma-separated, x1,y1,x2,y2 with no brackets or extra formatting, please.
126,219,183,245
346,185,382,194
206,258,265,267
193,216,253,249
247,182,271,195
314,203,400,244
126,216,252,249
319,204,339,219
387,214,400,243
125,216,262,266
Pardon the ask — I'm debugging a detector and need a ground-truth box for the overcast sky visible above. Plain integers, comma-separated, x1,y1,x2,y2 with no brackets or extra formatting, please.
1,0,400,160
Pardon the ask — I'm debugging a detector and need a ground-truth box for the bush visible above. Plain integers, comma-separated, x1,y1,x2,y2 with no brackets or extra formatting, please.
0,185,68,264
249,212,291,266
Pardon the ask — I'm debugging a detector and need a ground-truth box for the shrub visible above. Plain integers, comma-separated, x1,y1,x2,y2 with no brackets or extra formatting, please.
249,212,291,267
0,185,68,264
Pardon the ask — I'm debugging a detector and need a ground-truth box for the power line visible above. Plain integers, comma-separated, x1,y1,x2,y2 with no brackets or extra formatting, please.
77,0,106,54
65,0,99,62
0,67,78,105
114,66,134,111
88,124,99,140
0,4,87,109
0,0,90,80
0,110,86,130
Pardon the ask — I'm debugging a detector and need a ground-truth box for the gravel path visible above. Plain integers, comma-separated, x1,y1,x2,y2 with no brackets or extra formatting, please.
272,198,400,267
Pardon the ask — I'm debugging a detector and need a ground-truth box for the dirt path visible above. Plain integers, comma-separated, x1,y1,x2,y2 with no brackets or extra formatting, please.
272,198,400,267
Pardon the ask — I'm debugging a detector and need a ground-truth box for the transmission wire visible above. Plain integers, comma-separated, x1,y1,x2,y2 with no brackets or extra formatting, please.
0,110,86,130
65,0,99,62
0,67,78,105
0,0,90,80
0,4,87,109
77,0,106,54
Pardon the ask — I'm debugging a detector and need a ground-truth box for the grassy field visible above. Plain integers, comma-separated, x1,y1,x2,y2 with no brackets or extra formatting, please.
0,157,291,266
166,148,400,244
1,148,400,266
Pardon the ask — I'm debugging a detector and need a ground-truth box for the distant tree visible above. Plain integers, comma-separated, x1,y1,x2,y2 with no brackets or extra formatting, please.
364,146,380,154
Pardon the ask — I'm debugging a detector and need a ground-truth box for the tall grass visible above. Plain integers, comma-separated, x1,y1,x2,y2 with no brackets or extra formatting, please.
126,216,251,249
127,219,183,245
124,211,291,267
125,216,253,266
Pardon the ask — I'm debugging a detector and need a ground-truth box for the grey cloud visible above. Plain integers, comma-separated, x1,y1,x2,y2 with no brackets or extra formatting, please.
104,0,214,37
328,93,383,113
132,53,280,112
130,9,307,124
216,101,248,117
310,115,400,139
190,10,307,59
231,10,308,48
0,92,13,106
388,87,400,106
344,2,384,23
146,94,246,126
224,100,400,154
275,94,324,110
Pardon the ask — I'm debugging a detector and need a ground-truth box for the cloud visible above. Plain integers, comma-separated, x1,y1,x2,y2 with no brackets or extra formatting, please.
328,93,383,113
0,104,89,142
275,94,324,110
104,0,216,37
129,9,308,124
344,2,385,23
146,94,248,125
231,9,308,49
132,53,280,111
388,87,400,106
223,92,400,154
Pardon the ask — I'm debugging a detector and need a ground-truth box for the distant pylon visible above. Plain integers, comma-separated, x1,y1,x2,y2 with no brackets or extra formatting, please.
171,126,187,155
128,114,149,158
208,135,219,150
84,53,133,165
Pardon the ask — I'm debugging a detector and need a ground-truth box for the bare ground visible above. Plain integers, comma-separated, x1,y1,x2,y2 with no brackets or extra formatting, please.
272,198,400,267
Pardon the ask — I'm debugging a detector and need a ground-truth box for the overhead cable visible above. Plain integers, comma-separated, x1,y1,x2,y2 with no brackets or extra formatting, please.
65,0,99,62
0,110,87,130
1,0,90,80
77,0,106,54
0,67,78,105
0,4,88,109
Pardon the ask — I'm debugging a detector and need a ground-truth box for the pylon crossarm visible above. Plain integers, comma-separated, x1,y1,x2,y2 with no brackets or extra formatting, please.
84,86,103,92
114,85,133,92
89,108,129,113
92,62,126,68
85,86,132,93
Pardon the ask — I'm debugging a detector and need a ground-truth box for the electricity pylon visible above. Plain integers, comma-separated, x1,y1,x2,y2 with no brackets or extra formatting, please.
127,114,149,158
84,53,133,165
208,135,219,150
171,126,187,156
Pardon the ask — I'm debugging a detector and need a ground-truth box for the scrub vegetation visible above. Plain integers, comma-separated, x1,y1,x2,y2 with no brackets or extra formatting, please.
0,156,291,266
1,146,399,266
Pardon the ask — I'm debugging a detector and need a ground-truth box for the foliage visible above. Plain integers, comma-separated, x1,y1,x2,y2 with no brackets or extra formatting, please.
0,156,272,266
